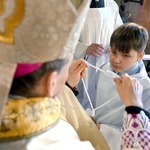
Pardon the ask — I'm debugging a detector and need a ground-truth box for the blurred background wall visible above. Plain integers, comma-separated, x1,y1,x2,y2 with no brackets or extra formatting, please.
114,0,150,54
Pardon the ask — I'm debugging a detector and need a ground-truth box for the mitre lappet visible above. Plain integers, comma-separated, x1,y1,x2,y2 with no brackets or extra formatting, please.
0,0,90,123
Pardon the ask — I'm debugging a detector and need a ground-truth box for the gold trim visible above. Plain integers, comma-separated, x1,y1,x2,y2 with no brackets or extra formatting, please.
0,0,5,15
0,0,25,44
0,97,61,141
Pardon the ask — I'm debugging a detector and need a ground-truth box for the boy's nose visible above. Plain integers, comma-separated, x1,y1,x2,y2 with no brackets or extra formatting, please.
113,55,121,63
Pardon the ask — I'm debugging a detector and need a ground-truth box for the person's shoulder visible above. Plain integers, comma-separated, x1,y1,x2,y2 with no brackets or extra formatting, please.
59,85,75,96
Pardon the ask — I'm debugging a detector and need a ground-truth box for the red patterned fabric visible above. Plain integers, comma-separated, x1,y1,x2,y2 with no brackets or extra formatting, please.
121,111,150,150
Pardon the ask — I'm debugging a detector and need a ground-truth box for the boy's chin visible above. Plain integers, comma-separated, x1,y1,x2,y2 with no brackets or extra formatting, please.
113,69,123,73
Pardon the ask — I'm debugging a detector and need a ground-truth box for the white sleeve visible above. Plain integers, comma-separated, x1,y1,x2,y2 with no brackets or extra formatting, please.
100,124,121,150
74,41,88,60
27,119,95,150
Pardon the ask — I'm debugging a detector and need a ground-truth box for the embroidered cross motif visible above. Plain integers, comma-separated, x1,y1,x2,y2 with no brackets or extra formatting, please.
0,0,24,44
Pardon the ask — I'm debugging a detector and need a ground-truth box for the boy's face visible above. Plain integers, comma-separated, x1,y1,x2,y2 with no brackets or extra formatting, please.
109,47,144,73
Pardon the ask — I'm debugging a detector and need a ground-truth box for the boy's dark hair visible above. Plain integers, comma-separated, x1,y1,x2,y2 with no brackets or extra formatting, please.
10,58,67,97
110,23,149,53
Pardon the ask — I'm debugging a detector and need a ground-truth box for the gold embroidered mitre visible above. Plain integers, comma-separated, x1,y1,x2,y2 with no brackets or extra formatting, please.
0,0,90,62
0,0,90,122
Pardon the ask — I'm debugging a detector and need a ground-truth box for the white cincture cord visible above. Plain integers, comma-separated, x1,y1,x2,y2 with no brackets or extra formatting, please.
88,63,120,78
82,78,95,117
81,63,119,117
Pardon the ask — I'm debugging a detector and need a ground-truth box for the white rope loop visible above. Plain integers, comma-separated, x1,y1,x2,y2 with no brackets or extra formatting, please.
82,63,119,117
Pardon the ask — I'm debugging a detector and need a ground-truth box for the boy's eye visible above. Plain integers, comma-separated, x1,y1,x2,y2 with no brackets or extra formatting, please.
111,50,116,54
123,54,129,57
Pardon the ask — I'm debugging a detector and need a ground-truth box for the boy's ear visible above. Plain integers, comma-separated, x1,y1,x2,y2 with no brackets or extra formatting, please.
138,51,145,61
45,71,57,97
